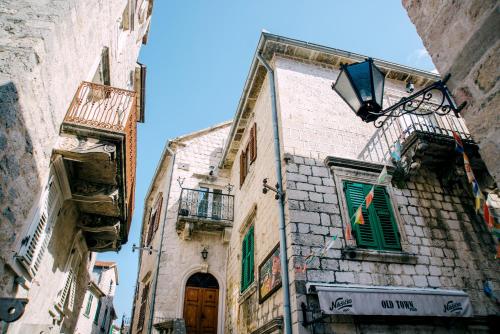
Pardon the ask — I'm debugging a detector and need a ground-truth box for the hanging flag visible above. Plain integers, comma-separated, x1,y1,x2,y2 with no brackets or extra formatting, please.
452,131,464,153
366,187,375,208
472,179,481,197
390,140,402,162
475,196,481,212
353,206,365,225
496,245,500,260
484,202,494,229
345,223,352,241
463,153,475,183
377,166,388,184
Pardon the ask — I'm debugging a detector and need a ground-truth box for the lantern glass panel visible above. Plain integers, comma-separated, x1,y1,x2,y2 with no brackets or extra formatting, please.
334,69,361,112
371,63,385,108
348,61,373,102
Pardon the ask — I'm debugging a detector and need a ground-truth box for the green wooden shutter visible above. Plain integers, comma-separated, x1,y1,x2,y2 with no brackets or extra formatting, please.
241,227,254,292
372,187,401,250
248,227,254,286
241,235,247,291
344,181,377,248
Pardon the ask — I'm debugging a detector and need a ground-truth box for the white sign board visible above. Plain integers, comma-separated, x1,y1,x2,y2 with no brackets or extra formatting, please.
316,285,472,317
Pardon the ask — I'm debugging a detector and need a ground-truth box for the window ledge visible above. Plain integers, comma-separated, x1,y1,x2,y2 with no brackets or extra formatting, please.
341,247,417,264
238,281,257,304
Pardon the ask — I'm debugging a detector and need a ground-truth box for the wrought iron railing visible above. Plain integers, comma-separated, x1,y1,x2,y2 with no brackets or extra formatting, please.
64,81,137,227
358,110,472,163
178,188,234,222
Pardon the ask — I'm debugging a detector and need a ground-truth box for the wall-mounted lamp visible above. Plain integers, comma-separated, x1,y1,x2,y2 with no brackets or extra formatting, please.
209,165,215,176
201,247,208,261
132,244,157,255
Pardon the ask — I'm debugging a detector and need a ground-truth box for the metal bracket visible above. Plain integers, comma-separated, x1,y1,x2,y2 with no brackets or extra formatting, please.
262,178,285,200
0,298,28,323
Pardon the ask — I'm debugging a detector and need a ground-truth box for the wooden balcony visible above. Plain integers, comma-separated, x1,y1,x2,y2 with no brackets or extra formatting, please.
54,82,137,251
176,188,234,240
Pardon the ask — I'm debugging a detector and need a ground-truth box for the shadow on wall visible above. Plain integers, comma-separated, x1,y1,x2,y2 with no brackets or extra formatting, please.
0,81,41,292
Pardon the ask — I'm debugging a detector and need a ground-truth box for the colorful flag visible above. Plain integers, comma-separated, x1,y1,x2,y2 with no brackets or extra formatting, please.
452,131,464,153
345,223,352,241
472,179,480,197
484,202,494,229
496,245,500,260
366,187,375,208
475,196,481,212
377,166,388,184
320,235,337,257
353,206,365,225
390,140,402,162
463,153,475,183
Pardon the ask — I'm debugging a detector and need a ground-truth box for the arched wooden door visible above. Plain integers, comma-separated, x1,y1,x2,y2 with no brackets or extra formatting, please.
183,273,219,334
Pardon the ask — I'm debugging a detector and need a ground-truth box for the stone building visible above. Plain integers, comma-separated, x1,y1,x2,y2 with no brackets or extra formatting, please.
133,32,498,334
74,261,119,334
0,1,153,333
402,0,499,186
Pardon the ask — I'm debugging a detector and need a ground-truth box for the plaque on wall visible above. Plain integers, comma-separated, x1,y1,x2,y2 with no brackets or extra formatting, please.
259,243,282,303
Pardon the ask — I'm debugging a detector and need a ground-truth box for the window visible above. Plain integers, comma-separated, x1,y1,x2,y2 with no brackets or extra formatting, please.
109,280,113,295
94,300,102,324
17,175,62,276
239,123,257,186
101,307,108,329
92,47,110,86
137,282,150,330
56,237,84,313
241,226,254,292
146,194,163,245
84,294,93,317
343,181,401,251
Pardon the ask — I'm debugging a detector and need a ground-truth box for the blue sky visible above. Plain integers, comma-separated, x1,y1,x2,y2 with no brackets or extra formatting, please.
98,0,435,321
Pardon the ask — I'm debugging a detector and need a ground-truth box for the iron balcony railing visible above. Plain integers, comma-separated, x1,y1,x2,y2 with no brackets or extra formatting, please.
178,188,234,222
63,81,137,232
358,110,472,164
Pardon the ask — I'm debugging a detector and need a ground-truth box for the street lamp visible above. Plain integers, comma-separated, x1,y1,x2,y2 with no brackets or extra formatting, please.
331,58,466,127
201,247,208,260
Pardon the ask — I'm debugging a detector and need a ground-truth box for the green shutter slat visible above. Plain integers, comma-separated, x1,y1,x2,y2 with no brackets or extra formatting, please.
373,187,401,250
344,181,377,248
241,227,254,292
249,228,254,285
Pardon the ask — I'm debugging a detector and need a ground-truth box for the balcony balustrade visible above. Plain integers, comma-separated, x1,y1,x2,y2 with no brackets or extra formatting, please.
358,109,474,168
176,188,234,238
54,81,137,251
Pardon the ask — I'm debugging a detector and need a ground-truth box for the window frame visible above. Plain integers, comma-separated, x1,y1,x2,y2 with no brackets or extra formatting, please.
240,225,255,293
239,122,257,187
343,181,401,251
331,165,409,254
84,293,93,317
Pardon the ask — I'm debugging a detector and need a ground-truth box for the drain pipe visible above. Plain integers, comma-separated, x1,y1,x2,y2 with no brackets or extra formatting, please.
256,53,292,334
147,143,176,334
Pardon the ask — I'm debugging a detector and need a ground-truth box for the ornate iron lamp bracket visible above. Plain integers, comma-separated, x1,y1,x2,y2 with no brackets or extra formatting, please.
372,74,467,128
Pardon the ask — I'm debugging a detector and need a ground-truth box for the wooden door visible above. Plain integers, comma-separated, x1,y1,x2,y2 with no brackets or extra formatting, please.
183,287,218,334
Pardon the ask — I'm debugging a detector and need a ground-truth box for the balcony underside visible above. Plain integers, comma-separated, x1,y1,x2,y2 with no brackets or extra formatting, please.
176,216,233,232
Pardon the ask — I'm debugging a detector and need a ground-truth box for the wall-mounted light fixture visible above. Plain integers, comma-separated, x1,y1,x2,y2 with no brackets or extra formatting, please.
201,247,208,260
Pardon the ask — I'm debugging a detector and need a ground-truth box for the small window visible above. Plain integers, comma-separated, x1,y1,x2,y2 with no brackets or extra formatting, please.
146,194,163,245
343,181,401,251
241,226,254,292
84,294,93,317
239,123,257,187
137,282,150,330
94,300,102,324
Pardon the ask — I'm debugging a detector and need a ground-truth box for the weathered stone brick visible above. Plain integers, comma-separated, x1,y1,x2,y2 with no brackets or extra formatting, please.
413,275,428,287
415,265,429,275
299,165,312,175
312,166,329,177
428,276,441,287
307,270,335,282
308,176,322,185
287,172,308,182
310,225,329,235
335,271,354,283
289,210,321,224
308,192,323,203
296,182,315,191
287,189,309,201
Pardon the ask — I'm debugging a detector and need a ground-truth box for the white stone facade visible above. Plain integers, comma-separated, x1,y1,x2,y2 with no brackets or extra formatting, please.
135,33,499,334
0,1,152,333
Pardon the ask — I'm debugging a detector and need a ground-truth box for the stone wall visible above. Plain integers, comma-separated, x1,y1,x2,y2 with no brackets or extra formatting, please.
0,1,150,332
132,123,232,334
224,74,284,334
402,0,500,185
283,154,498,333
